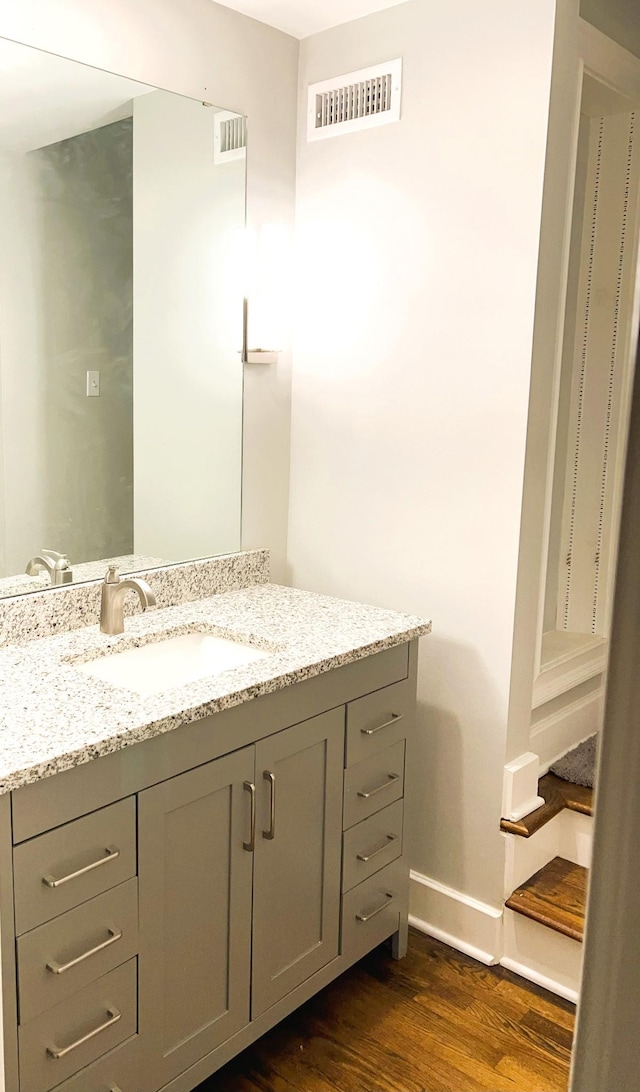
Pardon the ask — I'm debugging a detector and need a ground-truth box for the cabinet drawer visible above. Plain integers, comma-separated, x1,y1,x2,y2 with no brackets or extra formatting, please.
342,799,404,893
343,740,405,830
48,1033,144,1092
18,958,137,1092
14,798,136,935
345,678,413,767
17,878,138,1024
341,858,408,961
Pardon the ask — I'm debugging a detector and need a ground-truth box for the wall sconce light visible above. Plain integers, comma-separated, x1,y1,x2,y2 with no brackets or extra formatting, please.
241,297,279,365
240,223,288,364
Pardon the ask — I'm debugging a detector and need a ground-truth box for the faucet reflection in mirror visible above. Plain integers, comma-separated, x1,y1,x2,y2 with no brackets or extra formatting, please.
0,36,247,600
25,550,73,586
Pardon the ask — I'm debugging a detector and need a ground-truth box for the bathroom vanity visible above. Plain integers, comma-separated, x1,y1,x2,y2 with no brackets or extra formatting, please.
0,566,429,1092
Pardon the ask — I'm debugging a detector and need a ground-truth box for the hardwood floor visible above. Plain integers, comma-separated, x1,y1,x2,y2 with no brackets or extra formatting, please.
198,931,575,1092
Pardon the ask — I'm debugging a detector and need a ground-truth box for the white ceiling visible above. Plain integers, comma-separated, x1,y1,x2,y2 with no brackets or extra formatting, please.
214,0,409,39
0,38,153,153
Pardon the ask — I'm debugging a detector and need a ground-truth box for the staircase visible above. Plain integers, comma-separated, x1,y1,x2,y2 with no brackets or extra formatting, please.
500,773,593,1001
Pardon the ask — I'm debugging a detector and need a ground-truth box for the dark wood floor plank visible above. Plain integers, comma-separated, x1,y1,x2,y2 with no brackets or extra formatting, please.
521,1009,574,1055
505,856,587,941
200,931,573,1092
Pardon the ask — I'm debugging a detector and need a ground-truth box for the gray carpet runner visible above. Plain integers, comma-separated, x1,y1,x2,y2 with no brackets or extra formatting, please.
550,734,598,789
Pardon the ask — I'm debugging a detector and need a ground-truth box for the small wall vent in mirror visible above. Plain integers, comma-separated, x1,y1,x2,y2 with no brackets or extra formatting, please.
214,110,247,164
307,59,402,142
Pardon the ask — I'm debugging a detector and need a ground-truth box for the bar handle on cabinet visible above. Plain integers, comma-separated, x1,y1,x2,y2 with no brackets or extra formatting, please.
42,846,120,889
356,893,394,923
47,1007,121,1059
46,927,122,974
243,781,256,852
360,713,403,736
357,773,400,799
263,771,276,840
356,834,399,863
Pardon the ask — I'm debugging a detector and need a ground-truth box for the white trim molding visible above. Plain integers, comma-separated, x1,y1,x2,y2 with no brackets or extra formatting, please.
531,685,603,770
502,751,544,821
409,871,503,966
533,632,607,708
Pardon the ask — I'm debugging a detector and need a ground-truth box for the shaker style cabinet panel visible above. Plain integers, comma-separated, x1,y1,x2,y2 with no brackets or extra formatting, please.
137,747,254,1089
251,708,344,1018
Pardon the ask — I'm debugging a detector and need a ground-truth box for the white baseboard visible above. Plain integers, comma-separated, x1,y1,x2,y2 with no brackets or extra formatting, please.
500,956,579,1004
409,870,502,965
502,908,583,1002
531,687,603,769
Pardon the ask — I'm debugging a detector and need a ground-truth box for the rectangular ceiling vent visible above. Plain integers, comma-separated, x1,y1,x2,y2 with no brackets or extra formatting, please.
214,110,247,164
307,58,402,142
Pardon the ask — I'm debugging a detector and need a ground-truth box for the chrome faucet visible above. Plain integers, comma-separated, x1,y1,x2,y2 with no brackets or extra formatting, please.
26,549,73,586
100,565,157,635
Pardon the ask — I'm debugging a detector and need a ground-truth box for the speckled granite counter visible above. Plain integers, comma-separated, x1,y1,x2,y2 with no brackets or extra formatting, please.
0,583,430,795
0,553,169,599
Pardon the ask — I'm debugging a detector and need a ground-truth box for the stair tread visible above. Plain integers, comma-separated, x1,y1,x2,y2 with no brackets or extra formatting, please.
505,856,587,942
500,773,594,837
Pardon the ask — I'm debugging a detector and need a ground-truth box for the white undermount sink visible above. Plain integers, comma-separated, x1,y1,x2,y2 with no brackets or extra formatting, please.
76,632,271,697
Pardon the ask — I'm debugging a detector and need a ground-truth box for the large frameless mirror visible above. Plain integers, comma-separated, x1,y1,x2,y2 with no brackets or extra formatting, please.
0,37,246,598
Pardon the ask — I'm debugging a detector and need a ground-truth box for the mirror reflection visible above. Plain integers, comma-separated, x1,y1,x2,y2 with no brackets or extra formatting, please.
0,38,246,599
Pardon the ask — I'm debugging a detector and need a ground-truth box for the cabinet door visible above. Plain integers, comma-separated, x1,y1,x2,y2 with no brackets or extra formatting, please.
252,708,344,1017
138,747,254,1088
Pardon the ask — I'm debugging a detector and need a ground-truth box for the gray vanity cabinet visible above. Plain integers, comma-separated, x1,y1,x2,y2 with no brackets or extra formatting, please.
137,708,344,1087
2,641,418,1092
137,746,254,1089
251,708,343,1017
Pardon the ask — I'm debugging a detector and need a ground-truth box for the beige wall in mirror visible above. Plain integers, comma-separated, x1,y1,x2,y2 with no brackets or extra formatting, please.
0,36,246,598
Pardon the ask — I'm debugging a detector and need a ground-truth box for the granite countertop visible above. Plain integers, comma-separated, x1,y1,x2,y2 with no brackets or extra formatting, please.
0,583,431,795
0,553,169,599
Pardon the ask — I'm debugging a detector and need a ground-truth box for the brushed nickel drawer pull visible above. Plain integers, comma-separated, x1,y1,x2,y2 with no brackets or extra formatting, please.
46,1006,121,1059
356,834,399,863
42,846,120,889
357,773,400,800
356,893,393,923
360,713,403,736
263,771,276,840
46,927,123,975
243,781,256,852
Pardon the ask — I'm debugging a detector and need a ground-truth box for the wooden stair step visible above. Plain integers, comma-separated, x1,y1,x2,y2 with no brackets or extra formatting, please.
501,773,594,837
505,856,587,942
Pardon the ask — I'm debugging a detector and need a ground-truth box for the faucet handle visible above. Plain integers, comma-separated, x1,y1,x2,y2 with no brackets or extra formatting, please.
104,565,120,584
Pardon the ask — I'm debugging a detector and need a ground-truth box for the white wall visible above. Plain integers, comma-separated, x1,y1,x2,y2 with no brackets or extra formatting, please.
288,0,556,910
0,0,298,582
0,149,47,574
133,92,244,560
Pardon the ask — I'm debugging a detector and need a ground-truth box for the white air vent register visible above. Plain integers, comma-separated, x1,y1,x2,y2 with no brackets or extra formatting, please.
307,59,402,141
214,110,247,164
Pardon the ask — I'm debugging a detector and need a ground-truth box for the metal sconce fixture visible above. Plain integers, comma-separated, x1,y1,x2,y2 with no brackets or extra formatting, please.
241,298,279,365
